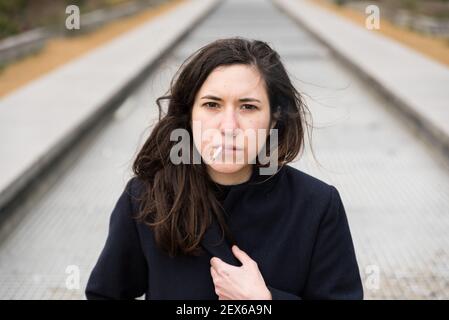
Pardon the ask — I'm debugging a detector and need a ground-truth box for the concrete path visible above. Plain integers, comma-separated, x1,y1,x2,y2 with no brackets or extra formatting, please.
0,0,448,299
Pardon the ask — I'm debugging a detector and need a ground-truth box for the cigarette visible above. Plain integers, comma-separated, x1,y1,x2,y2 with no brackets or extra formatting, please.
212,146,222,161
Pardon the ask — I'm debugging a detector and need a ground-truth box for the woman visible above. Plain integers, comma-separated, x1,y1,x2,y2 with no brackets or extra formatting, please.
85,38,363,300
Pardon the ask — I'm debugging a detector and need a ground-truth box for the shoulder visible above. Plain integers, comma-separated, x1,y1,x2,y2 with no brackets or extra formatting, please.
280,165,341,213
282,165,336,196
105,177,147,224
125,176,146,198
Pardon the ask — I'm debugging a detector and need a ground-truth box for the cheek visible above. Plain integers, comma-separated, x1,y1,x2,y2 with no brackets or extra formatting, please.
244,109,271,130
191,108,218,151
242,116,271,150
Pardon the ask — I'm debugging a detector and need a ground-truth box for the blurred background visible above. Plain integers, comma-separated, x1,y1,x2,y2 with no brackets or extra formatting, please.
0,0,448,299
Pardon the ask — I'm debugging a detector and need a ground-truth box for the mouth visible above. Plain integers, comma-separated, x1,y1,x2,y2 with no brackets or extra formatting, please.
210,144,244,162
213,145,243,151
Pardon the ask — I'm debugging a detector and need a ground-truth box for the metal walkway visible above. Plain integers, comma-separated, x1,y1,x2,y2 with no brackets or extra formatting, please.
0,0,448,299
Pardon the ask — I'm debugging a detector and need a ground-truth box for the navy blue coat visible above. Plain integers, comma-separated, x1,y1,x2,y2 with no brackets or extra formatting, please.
85,165,363,300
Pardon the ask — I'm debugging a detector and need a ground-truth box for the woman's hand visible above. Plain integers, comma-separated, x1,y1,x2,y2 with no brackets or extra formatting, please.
210,245,272,300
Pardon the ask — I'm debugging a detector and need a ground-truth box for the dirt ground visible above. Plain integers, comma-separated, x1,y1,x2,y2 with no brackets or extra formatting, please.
0,0,184,98
309,0,449,67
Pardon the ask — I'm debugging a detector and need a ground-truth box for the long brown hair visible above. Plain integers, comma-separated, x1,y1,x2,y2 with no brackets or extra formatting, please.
132,37,311,257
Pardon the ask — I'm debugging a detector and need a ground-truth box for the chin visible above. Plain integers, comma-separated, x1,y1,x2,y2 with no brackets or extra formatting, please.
208,162,247,174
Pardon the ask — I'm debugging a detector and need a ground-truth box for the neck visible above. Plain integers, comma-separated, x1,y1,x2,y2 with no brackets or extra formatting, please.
207,165,253,186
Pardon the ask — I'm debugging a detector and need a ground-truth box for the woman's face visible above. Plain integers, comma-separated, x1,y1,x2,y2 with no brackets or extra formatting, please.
191,64,275,180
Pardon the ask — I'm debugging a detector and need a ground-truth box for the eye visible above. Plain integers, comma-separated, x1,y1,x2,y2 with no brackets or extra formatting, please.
241,104,258,111
202,102,219,109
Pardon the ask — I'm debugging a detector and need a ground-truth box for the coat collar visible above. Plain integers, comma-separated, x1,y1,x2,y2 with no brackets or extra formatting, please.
200,218,242,266
200,165,287,266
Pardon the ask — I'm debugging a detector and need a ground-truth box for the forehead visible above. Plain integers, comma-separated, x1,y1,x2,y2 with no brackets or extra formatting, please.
197,64,268,99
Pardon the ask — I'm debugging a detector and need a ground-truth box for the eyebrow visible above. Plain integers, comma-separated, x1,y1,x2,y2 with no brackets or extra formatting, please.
200,95,261,103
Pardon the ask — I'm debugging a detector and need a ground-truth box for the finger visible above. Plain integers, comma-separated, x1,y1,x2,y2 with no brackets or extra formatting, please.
232,245,254,266
210,256,225,269
211,257,235,275
211,265,230,282
210,266,219,280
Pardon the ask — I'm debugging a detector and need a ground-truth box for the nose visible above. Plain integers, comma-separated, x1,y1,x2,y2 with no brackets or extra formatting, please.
219,106,239,139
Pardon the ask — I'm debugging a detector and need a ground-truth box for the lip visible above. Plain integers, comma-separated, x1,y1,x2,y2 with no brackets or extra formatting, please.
213,145,243,151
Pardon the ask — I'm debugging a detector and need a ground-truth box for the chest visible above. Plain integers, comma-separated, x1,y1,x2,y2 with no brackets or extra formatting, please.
137,206,312,300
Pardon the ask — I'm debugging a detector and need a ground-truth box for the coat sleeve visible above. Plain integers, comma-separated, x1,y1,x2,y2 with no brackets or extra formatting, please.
302,185,363,299
267,285,302,300
85,178,148,300
267,185,363,300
